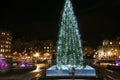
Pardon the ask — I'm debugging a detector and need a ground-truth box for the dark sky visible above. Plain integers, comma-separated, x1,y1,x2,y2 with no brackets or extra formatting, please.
0,0,120,47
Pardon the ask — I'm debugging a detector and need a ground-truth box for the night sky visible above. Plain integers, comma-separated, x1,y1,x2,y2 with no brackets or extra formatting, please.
0,0,120,47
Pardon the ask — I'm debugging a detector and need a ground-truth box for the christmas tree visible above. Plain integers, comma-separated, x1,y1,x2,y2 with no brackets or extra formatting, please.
56,0,86,70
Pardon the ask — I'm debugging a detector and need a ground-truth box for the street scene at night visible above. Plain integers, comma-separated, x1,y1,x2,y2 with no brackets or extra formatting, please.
0,0,119,80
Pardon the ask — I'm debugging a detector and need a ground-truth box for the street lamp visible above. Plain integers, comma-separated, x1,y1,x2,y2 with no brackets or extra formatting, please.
34,52,40,58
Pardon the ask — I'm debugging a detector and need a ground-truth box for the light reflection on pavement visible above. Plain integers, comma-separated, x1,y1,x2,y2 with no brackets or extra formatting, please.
0,64,47,80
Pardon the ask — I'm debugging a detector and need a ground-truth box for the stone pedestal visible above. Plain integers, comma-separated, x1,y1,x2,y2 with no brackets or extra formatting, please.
46,65,96,77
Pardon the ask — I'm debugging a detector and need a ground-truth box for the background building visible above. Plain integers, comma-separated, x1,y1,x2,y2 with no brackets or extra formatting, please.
95,39,120,60
0,29,12,57
42,40,55,54
11,39,56,63
83,46,95,59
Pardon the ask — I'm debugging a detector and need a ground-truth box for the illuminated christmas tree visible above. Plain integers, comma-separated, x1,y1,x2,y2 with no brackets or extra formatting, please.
56,0,86,70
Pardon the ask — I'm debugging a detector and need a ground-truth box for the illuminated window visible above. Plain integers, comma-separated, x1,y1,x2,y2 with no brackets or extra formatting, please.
5,49,8,52
115,49,117,51
7,38,10,40
3,49,5,52
47,50,49,52
9,42,11,44
5,45,9,48
1,45,4,47
85,48,87,50
0,54,2,57
111,48,113,50
44,47,46,49
9,46,11,48
8,49,11,52
110,42,112,44
47,47,49,49
7,33,9,36
6,41,9,44
7,38,11,41
0,49,4,52
103,42,105,46
2,32,5,35
119,42,120,45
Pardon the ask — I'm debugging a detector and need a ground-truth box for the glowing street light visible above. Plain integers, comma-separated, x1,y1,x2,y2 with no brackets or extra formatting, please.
34,52,40,58
33,52,40,64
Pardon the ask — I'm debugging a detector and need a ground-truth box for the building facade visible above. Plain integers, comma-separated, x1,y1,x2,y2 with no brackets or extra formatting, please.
0,29,12,57
95,40,120,60
83,46,95,59
42,40,55,54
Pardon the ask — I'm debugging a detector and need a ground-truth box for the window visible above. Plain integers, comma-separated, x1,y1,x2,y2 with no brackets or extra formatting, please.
6,41,9,44
115,49,117,51
44,47,46,49
103,42,105,46
9,49,11,52
85,48,87,50
47,47,49,49
5,45,9,48
7,38,11,40
9,42,11,44
2,32,5,35
47,50,49,52
110,42,112,44
119,42,120,45
5,49,9,52
1,45,4,48
7,33,9,36
0,49,4,52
